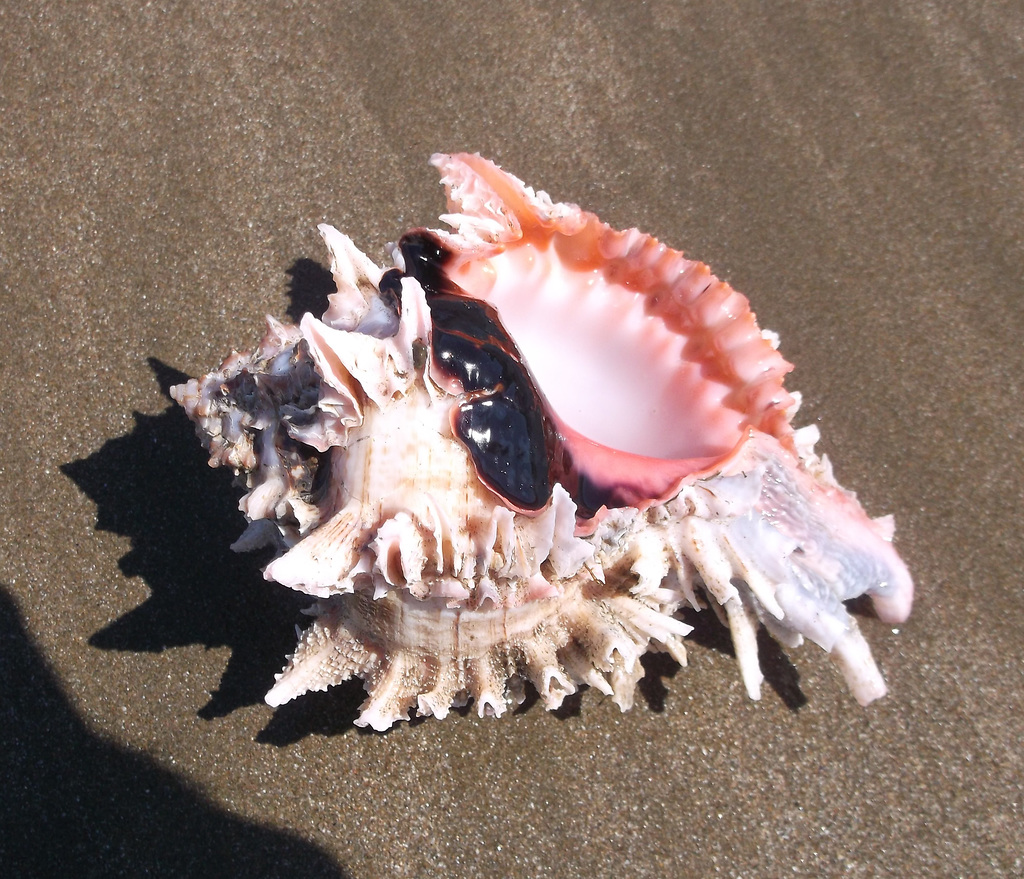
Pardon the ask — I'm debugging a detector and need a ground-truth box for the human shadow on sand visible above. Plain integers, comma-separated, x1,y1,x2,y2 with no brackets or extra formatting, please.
0,585,349,878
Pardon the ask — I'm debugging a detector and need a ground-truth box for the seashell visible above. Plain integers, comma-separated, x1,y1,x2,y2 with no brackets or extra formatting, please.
172,154,913,730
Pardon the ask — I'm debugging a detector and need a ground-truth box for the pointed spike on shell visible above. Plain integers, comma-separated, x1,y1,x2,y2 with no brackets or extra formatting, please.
609,663,645,712
416,671,461,721
317,223,387,332
356,670,419,731
558,642,616,697
264,506,365,598
723,596,765,701
830,625,888,705
265,602,379,707
462,650,514,719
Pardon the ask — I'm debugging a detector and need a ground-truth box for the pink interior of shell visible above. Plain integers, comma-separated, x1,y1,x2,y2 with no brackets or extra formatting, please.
454,238,747,461
442,184,795,507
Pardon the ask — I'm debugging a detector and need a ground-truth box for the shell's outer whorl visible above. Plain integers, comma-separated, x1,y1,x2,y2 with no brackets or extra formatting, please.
265,576,693,731
173,153,914,729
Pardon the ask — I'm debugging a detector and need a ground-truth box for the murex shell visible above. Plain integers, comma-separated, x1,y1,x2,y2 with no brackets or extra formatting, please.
173,154,913,731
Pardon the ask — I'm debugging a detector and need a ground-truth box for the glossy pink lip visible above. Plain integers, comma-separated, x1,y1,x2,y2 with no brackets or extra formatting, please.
435,152,794,523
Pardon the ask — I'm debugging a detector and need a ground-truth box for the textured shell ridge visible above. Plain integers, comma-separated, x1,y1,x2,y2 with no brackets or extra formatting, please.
173,152,914,730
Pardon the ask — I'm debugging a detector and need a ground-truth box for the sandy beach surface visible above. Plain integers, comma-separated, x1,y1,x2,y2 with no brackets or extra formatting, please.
2,3,1021,876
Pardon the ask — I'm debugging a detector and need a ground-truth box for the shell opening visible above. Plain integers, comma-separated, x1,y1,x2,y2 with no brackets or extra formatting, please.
451,234,747,463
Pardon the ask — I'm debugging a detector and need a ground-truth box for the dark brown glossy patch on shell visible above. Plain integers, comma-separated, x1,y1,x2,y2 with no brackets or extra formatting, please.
397,231,614,517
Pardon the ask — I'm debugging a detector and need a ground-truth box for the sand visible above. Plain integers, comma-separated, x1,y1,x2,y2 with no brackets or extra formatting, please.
1,2,1021,876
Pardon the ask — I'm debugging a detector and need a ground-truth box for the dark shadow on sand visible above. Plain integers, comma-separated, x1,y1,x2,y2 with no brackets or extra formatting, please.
284,258,335,324
0,586,348,878
678,606,808,711
60,260,373,738
61,359,310,720
255,682,370,746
